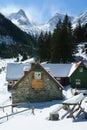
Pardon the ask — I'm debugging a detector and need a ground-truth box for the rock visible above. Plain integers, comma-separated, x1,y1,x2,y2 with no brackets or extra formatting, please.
49,113,59,120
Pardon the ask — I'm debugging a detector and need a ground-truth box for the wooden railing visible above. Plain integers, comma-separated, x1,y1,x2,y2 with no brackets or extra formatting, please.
0,102,35,122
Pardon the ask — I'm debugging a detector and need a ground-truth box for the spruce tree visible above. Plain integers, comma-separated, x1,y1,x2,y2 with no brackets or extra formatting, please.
37,31,51,62
51,15,76,63
51,20,62,62
73,20,84,43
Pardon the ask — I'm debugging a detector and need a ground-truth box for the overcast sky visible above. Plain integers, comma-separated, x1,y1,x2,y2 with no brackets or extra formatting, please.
0,0,87,24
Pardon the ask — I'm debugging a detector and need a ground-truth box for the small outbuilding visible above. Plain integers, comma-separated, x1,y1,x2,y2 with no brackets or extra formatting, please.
12,62,63,103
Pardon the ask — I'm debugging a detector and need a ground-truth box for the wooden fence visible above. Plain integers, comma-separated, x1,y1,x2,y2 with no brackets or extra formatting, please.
0,102,35,122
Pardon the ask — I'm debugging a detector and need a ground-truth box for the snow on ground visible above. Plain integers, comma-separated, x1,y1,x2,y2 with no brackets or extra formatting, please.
0,59,87,130
75,43,87,61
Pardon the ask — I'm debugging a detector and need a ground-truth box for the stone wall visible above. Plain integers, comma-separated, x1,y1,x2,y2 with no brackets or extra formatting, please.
12,71,62,103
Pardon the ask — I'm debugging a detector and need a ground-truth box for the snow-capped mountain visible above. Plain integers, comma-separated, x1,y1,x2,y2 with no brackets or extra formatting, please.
8,9,46,35
72,11,87,28
8,9,33,27
7,9,73,35
7,9,87,35
47,13,74,31
8,9,34,33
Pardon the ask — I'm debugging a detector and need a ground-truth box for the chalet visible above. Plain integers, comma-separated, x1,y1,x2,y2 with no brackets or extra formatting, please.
12,62,63,103
6,63,30,90
69,61,87,89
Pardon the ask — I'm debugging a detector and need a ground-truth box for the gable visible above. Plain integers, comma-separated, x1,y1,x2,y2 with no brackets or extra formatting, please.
70,62,87,77
69,62,87,88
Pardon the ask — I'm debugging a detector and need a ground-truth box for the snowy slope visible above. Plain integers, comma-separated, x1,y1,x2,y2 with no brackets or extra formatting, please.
72,11,87,28
75,42,87,61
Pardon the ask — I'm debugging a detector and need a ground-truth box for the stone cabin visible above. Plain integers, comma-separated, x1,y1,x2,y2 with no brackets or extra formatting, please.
12,62,64,103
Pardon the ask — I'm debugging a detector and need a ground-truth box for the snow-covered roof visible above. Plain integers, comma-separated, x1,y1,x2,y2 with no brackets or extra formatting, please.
6,62,85,81
84,62,87,67
22,58,35,64
6,63,30,80
68,63,76,76
69,61,87,76
42,63,73,77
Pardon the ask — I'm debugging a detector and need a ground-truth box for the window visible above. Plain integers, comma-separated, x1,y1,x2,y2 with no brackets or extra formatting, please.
56,77,61,81
76,79,81,85
34,72,41,80
79,67,83,72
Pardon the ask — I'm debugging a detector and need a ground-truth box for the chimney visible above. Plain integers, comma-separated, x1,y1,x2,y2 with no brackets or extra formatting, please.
23,65,30,75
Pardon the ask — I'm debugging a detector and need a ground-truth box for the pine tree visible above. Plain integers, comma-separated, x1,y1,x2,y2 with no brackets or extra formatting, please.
73,20,84,43
51,15,76,63
37,31,51,62
51,20,62,62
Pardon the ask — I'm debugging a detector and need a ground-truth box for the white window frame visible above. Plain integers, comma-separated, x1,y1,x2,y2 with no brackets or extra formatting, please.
76,79,81,85
79,67,83,72
34,72,41,80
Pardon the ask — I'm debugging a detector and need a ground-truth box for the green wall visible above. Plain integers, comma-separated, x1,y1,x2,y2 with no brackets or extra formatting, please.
70,63,87,89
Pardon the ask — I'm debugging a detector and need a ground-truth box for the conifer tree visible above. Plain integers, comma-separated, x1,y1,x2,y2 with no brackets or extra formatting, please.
73,20,84,43
37,31,51,62
51,15,76,63
51,20,62,62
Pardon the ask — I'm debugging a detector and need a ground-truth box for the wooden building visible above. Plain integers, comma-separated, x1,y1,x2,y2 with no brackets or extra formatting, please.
69,61,87,89
12,62,63,103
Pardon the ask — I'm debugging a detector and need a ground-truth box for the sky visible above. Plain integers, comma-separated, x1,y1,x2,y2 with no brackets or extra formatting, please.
0,0,87,24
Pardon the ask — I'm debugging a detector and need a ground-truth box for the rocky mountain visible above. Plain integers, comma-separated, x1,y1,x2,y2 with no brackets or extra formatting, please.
7,9,74,35
8,9,32,27
4,9,87,35
8,9,33,34
0,13,36,58
0,12,34,44
72,11,87,28
7,9,41,35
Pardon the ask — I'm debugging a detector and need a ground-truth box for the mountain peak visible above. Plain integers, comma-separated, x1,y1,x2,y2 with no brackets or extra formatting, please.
18,9,25,13
8,9,28,20
72,10,87,28
48,13,65,24
8,9,33,30
17,9,27,18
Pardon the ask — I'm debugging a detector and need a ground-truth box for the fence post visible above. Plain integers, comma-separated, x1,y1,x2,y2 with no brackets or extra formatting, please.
3,107,4,112
32,106,35,115
11,105,14,113
6,113,8,121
